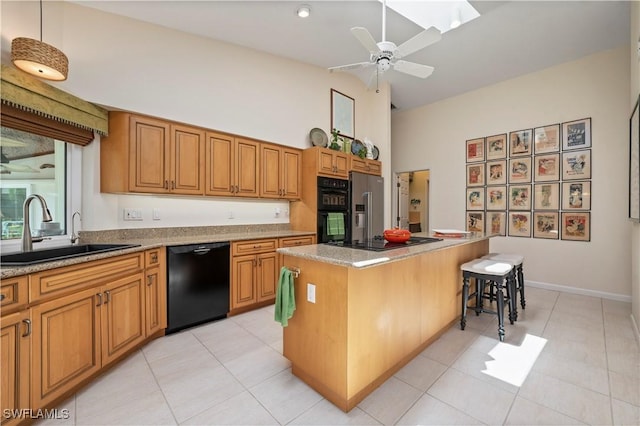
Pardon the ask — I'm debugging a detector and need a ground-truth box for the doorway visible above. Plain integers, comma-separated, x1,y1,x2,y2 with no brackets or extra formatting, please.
395,170,430,234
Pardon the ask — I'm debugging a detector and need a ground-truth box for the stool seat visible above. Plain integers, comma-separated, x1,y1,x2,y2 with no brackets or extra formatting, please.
482,253,526,311
460,258,516,341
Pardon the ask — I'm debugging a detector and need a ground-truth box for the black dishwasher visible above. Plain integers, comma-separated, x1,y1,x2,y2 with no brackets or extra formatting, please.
166,242,230,334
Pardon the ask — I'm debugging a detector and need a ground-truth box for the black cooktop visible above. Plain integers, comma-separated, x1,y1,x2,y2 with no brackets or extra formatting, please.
327,236,443,252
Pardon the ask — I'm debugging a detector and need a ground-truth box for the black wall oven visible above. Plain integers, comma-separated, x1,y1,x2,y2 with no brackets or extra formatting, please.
317,176,349,243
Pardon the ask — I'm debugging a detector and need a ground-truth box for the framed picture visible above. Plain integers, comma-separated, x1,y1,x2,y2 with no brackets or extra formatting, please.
509,129,533,157
533,211,559,239
486,134,507,160
331,89,355,140
509,157,532,183
630,95,639,222
466,138,485,163
561,212,591,242
562,118,591,150
466,188,485,210
486,186,507,210
486,160,507,185
562,149,591,180
486,211,506,236
466,163,485,187
534,183,560,210
534,153,560,182
562,181,591,210
534,124,560,154
509,184,532,210
508,211,531,237
466,211,484,233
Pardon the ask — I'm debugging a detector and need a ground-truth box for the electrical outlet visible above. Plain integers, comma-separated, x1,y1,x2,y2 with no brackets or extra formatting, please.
228,211,234,219
307,283,316,303
152,208,160,220
123,208,143,221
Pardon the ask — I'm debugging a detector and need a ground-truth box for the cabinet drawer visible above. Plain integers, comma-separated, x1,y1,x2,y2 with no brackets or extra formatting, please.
279,235,315,248
145,248,164,268
30,253,144,302
0,276,28,314
232,239,277,256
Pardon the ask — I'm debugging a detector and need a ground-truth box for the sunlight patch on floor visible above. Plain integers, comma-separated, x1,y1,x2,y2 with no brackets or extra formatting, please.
482,334,547,387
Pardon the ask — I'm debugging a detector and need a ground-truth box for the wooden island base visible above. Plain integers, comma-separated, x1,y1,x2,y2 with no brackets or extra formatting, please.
282,239,488,411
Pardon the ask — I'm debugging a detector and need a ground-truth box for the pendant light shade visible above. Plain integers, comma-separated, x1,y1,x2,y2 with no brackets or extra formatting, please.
11,37,68,81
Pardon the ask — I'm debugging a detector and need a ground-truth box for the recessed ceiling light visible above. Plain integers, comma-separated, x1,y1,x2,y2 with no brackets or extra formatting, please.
297,5,311,18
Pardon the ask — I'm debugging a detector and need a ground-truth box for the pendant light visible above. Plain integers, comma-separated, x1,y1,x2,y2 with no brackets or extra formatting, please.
11,0,68,81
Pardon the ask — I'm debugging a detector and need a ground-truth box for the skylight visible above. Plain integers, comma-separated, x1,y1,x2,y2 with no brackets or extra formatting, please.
382,0,480,33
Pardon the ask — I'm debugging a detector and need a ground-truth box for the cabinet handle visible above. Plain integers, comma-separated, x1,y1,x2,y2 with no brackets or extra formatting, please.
104,290,111,304
164,180,169,189
96,293,103,306
235,185,239,193
172,180,176,189
253,258,257,267
147,275,154,286
22,319,31,337
151,253,158,263
0,294,5,302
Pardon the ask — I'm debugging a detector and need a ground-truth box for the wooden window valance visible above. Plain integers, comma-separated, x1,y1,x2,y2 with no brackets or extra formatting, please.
1,64,108,145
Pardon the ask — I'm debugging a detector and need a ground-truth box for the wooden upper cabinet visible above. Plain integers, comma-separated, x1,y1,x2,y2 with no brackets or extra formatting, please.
101,112,204,195
349,156,382,176
260,144,302,200
316,148,348,178
205,133,259,197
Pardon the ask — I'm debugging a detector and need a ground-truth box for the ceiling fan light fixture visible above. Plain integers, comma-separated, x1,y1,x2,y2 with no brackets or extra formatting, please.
296,5,311,18
11,37,68,81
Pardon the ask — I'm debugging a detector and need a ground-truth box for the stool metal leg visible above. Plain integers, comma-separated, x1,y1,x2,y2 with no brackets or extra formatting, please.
508,272,517,323
517,264,525,309
461,276,469,330
475,278,484,316
495,280,505,342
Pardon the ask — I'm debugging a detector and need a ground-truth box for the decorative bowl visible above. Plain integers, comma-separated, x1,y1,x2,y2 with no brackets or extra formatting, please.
383,228,411,243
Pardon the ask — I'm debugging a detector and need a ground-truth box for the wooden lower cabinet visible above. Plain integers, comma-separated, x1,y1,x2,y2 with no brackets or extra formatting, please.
145,266,167,337
231,252,277,310
1,311,30,426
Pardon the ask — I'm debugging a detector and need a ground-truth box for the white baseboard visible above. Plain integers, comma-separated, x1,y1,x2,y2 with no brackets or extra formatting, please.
525,280,632,303
631,314,640,345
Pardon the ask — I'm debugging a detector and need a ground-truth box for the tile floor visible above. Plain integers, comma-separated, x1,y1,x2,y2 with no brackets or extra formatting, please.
38,287,640,425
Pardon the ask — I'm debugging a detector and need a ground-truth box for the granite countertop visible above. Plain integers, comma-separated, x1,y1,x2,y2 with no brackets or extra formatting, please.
0,229,315,279
278,232,490,269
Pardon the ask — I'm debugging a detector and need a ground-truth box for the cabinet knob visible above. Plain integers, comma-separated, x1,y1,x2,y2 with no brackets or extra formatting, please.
22,319,31,338
104,290,111,304
164,180,169,189
0,294,5,302
235,185,239,193
151,253,158,263
171,181,176,190
147,275,154,286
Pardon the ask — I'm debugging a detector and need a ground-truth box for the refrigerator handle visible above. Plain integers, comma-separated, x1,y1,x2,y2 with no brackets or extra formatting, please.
363,191,372,241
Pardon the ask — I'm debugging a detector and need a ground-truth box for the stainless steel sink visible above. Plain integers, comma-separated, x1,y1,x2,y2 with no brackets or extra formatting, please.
0,244,141,266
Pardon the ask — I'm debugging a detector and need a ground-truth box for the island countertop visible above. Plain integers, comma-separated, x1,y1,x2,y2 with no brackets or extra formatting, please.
277,232,490,268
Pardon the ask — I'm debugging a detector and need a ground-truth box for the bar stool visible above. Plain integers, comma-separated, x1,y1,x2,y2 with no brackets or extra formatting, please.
460,258,516,341
482,253,525,311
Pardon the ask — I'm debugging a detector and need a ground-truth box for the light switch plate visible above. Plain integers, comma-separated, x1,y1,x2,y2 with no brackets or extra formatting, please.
307,283,316,303
123,208,143,221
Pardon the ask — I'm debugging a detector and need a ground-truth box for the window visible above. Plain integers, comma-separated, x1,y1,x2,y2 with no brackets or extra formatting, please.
0,126,68,242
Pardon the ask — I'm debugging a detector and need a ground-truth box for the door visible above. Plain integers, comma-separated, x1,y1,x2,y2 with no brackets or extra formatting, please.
231,255,258,309
205,132,234,196
397,173,410,229
257,252,278,301
129,115,170,193
1,311,30,426
282,148,301,199
260,144,281,198
171,125,204,195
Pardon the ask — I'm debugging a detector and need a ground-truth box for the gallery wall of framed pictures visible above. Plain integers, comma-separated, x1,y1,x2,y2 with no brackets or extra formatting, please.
465,117,592,242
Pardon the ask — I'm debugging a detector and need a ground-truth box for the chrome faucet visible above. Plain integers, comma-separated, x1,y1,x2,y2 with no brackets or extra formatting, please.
22,194,53,252
71,211,81,245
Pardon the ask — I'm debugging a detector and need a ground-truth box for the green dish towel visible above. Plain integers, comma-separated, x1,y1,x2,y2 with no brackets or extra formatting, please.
327,212,345,239
274,266,296,327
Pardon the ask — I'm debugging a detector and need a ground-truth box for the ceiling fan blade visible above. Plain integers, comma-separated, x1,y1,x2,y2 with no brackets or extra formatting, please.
351,27,381,54
393,60,434,78
328,61,372,73
395,27,441,59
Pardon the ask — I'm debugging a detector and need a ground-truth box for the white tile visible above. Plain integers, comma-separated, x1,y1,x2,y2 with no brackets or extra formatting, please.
35,396,76,426
141,329,204,363
357,377,423,425
611,398,640,426
542,321,606,348
250,369,324,424
223,345,291,388
394,355,448,391
519,371,612,425
541,337,607,369
396,394,483,425
420,326,480,366
181,391,279,425
604,311,638,341
290,399,381,425
426,368,515,425
76,390,175,425
196,325,266,364
450,344,520,394
531,351,610,395
609,370,640,406
606,335,640,377
602,299,632,315
520,286,559,310
148,342,220,381
505,396,586,425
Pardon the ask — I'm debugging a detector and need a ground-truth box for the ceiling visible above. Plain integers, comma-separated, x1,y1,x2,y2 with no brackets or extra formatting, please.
71,1,630,111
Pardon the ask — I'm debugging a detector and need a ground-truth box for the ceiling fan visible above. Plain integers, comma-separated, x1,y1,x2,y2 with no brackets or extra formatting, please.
329,0,442,88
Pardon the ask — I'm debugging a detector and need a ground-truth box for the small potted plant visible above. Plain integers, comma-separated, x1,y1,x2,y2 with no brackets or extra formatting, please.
410,198,421,210
329,128,342,151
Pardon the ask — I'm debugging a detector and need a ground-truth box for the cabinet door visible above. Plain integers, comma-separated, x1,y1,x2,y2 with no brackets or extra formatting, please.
260,144,281,199
257,252,278,302
145,266,167,337
235,138,260,197
205,132,234,196
334,152,349,177
231,255,257,310
100,273,146,367
1,311,30,426
171,125,205,195
282,148,302,199
129,115,170,193
318,150,336,175
31,288,101,409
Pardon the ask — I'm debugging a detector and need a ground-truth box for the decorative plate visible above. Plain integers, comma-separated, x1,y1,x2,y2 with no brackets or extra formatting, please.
309,128,328,147
351,139,365,156
372,145,379,160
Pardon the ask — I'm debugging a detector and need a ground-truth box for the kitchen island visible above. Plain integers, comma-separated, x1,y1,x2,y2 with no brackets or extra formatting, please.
277,233,489,412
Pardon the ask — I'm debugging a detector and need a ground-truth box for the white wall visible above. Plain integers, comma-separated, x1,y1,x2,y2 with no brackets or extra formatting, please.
0,1,392,231
392,46,631,299
630,2,640,334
